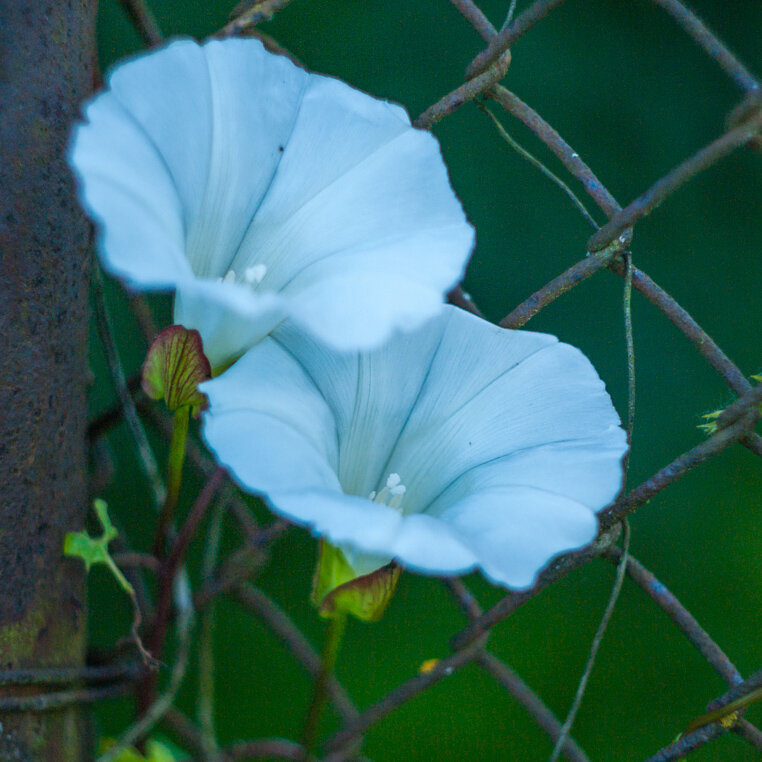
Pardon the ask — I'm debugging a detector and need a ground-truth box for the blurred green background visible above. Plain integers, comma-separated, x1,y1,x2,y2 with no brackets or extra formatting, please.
87,1,762,759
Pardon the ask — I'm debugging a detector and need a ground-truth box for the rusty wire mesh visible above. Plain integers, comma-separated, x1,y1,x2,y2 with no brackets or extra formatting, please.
22,0,761,759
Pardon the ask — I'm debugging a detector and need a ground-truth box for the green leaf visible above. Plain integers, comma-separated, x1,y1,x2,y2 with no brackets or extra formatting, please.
64,499,133,595
99,738,179,762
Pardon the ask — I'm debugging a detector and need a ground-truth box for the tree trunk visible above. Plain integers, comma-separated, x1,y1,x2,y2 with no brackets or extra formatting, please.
0,1,97,758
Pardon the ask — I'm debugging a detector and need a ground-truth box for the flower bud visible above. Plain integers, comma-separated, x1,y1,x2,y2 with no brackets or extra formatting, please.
142,325,211,414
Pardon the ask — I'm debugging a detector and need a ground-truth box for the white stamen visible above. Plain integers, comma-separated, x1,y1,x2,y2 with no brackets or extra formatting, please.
369,473,407,513
244,263,267,286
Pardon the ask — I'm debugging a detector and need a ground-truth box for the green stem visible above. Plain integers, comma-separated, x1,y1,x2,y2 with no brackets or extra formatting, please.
301,612,347,758
153,406,190,556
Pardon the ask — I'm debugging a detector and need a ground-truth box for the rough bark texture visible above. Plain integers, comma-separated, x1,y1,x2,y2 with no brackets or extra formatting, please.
0,1,97,758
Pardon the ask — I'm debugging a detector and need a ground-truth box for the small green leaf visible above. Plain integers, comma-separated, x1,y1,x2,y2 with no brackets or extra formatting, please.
64,499,133,595
99,738,179,762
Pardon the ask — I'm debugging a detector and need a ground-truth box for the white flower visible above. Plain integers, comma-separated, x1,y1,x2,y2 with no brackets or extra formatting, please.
69,37,474,369
201,306,627,589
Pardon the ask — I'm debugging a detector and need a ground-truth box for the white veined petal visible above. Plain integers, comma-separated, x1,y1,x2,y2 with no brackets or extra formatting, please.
383,310,626,512
437,488,599,589
270,318,449,497
283,252,461,350
70,37,474,359
105,39,214,234
202,306,626,589
69,95,189,287
201,341,339,491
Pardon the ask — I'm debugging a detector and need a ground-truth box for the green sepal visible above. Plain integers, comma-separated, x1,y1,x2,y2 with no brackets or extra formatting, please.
141,325,211,415
311,541,400,623
64,499,133,595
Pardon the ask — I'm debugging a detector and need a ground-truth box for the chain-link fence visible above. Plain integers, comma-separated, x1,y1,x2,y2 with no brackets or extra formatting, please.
7,1,760,759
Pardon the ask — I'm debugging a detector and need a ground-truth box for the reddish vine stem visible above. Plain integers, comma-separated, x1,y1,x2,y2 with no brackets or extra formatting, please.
137,469,225,716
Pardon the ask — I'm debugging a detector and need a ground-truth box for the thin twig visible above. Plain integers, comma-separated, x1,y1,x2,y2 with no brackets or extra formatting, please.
92,265,166,508
147,468,226,674
479,653,591,762
650,0,759,92
489,86,622,218
604,549,741,686
87,373,143,440
98,575,195,762
480,104,599,228
143,404,266,544
197,501,226,760
445,580,590,762
549,522,630,762
587,110,762,252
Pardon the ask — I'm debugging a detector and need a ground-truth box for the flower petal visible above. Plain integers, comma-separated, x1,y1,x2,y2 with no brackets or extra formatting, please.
174,280,288,370
70,37,474,359
384,311,627,514
202,306,626,589
70,92,189,287
200,338,339,487
437,488,599,589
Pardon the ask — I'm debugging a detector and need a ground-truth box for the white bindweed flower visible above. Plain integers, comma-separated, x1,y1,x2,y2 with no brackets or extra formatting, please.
201,306,628,590
69,37,474,369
